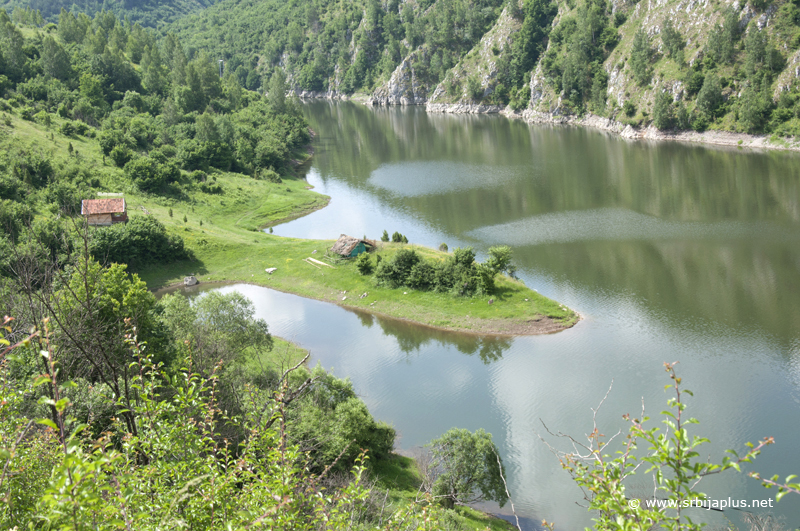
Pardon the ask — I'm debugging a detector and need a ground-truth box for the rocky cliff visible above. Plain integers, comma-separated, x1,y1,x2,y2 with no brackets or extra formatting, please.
369,0,800,144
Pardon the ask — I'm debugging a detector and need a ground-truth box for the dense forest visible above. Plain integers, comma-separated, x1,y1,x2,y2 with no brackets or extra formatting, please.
167,0,800,135
1,0,799,528
168,0,510,95
0,7,515,528
0,0,220,28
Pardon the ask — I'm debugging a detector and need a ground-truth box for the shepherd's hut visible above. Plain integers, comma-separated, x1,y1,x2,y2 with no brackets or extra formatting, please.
81,198,128,226
331,235,375,257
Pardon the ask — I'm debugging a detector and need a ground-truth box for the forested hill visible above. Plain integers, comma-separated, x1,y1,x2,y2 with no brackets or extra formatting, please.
168,0,800,136
0,0,219,28
167,0,507,96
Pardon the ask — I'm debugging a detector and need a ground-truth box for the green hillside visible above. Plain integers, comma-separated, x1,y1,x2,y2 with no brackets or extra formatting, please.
163,0,800,136
0,0,219,28
168,0,508,95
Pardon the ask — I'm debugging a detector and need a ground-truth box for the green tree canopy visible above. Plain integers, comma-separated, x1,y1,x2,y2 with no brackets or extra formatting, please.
427,427,508,508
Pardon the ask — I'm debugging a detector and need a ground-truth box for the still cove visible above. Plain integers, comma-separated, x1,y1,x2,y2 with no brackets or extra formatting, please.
174,101,800,529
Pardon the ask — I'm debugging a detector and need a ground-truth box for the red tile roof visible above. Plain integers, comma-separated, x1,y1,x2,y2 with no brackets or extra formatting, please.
81,198,126,215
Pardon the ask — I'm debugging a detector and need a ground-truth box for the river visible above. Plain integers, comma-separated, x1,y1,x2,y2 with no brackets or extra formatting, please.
182,101,800,529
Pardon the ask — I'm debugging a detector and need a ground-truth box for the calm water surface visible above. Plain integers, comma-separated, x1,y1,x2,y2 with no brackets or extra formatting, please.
190,102,800,529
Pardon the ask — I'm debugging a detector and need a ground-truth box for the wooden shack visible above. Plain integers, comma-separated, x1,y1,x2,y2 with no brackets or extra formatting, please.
331,235,375,257
81,198,128,226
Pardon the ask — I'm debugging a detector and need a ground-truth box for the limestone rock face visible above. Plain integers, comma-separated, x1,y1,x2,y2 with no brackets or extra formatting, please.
426,103,503,114
368,51,429,106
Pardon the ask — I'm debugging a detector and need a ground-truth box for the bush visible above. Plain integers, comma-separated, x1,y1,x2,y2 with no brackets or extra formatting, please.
89,215,190,268
652,91,675,130
59,121,75,136
380,230,389,242
34,110,51,126
467,76,483,101
110,145,132,168
261,168,282,183
623,100,636,117
438,242,448,252
375,248,421,288
124,157,166,193
407,262,435,290
355,253,373,275
199,183,224,194
509,85,531,112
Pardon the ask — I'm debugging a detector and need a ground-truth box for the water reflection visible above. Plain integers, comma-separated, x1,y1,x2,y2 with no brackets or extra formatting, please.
165,282,800,530
281,100,800,348
260,101,800,529
348,307,512,362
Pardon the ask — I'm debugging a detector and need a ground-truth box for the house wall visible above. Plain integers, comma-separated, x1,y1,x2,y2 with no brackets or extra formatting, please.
350,242,367,256
87,214,113,226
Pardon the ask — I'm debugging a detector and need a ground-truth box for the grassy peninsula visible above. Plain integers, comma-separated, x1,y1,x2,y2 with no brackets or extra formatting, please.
0,101,576,335
133,173,577,335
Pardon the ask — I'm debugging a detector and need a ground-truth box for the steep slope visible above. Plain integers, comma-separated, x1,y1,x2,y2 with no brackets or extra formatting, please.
427,0,800,139
168,0,507,99
0,0,219,28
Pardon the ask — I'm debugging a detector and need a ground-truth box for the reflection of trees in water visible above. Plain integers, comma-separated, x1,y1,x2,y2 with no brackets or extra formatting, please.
303,101,800,237
521,240,800,347
346,307,512,363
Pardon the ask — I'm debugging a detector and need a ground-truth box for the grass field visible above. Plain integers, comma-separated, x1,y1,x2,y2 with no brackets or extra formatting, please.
4,106,577,335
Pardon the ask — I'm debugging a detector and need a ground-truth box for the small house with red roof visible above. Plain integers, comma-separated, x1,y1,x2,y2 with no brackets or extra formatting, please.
81,198,128,226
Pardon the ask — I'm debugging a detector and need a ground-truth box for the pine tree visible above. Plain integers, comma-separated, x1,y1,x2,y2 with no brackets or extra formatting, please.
630,28,652,86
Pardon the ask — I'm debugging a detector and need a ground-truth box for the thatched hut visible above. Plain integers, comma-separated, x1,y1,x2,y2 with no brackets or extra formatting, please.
331,235,375,257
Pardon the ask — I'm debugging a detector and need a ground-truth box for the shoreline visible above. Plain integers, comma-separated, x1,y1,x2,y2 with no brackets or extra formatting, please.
153,277,578,338
301,93,800,153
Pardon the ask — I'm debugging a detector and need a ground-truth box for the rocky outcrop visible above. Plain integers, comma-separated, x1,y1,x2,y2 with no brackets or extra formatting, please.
368,50,429,105
503,108,800,151
427,5,520,106
294,89,350,100
426,102,504,113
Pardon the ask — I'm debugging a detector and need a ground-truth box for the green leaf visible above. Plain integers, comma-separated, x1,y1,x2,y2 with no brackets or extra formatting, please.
37,418,58,430
33,374,51,387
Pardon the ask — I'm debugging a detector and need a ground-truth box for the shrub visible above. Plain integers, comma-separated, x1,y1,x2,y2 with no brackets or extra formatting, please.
59,121,75,136
391,231,404,243
623,100,636,117
375,248,421,288
261,168,282,183
407,262,435,290
90,215,190,268
124,157,165,193
381,230,389,242
467,76,483,101
34,110,51,126
438,242,448,252
110,145,132,168
549,363,775,530
485,245,513,275
199,183,223,194
652,91,675,130
356,252,373,275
